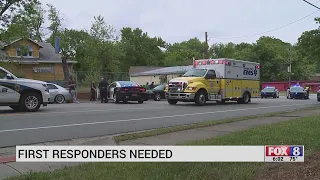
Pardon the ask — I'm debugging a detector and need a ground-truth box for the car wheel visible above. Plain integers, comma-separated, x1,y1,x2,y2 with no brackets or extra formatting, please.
167,99,178,105
138,100,144,104
20,92,41,112
195,90,207,106
54,94,65,104
9,105,21,111
154,93,161,101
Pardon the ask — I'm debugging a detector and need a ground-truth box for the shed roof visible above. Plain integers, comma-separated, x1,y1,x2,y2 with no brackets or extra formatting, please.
131,65,193,76
129,66,164,74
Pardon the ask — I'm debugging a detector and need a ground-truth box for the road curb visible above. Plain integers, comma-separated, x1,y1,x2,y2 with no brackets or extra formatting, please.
0,156,16,163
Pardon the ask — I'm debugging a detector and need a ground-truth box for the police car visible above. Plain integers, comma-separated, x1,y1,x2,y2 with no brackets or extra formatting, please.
287,85,309,99
107,81,148,104
0,67,50,112
261,86,279,98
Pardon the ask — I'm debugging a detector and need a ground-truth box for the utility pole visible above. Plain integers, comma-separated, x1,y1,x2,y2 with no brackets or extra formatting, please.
288,48,292,87
205,32,209,59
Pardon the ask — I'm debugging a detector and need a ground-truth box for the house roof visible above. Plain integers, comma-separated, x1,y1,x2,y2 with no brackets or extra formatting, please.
2,38,43,48
131,65,193,76
0,41,77,64
129,66,164,74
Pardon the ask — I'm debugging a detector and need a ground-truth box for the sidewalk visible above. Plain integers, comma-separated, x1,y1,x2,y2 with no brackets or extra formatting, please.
1,109,320,179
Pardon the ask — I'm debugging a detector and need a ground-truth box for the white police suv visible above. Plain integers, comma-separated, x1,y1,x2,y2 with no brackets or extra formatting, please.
0,66,50,112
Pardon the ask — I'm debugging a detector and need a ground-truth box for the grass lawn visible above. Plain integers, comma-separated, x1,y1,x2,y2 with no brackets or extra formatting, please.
113,106,319,143
8,115,320,180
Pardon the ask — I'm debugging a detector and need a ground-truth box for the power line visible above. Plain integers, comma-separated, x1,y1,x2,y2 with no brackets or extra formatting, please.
208,9,319,40
303,0,320,10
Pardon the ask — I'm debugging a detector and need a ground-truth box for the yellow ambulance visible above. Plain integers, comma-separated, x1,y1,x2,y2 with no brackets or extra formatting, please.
165,58,261,106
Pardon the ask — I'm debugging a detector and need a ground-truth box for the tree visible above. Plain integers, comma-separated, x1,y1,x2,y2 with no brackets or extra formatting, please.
164,38,204,66
297,18,320,72
119,27,166,71
90,15,117,41
46,3,63,45
1,0,45,42
0,0,39,26
209,42,236,58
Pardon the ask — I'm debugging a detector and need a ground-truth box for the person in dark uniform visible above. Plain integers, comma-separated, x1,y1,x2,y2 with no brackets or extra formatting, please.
149,82,155,89
90,81,96,101
98,77,109,103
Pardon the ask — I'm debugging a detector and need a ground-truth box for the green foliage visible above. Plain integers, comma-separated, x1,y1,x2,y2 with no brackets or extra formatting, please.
119,27,166,71
165,38,204,66
0,0,319,82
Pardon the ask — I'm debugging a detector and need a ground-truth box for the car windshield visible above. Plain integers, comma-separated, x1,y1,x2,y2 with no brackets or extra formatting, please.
118,81,138,87
290,86,304,92
182,69,207,77
153,84,165,90
263,87,275,92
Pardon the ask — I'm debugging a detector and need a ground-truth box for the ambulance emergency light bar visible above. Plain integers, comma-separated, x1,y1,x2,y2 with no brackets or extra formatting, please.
16,145,304,163
193,59,260,69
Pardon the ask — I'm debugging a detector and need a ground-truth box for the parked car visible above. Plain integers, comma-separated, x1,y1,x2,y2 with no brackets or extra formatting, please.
261,86,279,98
287,85,309,99
146,84,166,101
47,83,72,104
107,81,148,104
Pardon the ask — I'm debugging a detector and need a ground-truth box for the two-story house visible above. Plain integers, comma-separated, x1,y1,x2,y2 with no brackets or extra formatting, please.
0,37,76,82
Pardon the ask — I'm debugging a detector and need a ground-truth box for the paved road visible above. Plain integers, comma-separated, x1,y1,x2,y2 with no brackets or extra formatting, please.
0,95,319,148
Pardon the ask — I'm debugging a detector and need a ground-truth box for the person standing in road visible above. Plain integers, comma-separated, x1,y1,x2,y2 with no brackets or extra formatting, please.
143,82,150,90
286,87,290,98
90,81,96,101
68,76,79,103
306,86,310,98
149,82,155,89
98,77,109,103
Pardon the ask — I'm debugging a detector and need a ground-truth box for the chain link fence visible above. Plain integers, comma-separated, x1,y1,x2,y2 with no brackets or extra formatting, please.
0,64,130,92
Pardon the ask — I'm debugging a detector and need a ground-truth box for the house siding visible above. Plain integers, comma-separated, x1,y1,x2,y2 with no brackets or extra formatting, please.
5,39,40,58
1,38,75,82
12,64,64,81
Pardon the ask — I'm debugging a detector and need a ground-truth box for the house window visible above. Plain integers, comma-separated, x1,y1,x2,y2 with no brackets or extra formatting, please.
16,46,34,58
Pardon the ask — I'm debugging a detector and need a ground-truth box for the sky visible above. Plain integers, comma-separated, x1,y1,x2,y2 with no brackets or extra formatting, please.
40,0,320,45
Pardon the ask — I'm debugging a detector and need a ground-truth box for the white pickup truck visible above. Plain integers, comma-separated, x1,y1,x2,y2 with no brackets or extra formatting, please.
0,66,50,112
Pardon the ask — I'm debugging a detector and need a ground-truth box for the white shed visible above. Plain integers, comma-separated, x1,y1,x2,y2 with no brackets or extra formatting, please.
130,65,193,85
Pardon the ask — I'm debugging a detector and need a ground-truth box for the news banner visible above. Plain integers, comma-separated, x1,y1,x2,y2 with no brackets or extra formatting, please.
15,145,304,162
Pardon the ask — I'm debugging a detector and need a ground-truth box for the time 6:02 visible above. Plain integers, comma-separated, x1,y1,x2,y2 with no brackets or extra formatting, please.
273,157,284,161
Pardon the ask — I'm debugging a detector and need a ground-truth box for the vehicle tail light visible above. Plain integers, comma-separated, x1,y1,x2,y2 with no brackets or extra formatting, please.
140,87,146,92
256,65,260,69
219,60,224,64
